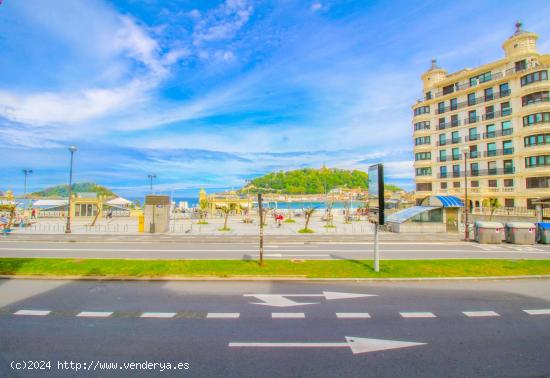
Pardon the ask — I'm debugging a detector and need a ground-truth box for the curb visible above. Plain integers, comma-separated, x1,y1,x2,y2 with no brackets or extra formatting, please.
1,274,550,282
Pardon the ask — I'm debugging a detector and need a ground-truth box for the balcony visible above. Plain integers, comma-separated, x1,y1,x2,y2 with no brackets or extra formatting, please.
465,134,480,142
451,137,462,144
482,108,512,121
482,128,513,139
436,120,460,130
434,90,512,115
436,140,448,147
464,116,480,125
522,97,550,107
482,148,514,157
437,156,448,162
439,167,515,178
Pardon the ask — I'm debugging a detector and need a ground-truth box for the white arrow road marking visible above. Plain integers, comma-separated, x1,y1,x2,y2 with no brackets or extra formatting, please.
229,337,427,354
243,291,377,307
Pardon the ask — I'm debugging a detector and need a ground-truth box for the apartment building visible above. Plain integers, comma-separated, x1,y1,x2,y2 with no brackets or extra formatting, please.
412,23,549,209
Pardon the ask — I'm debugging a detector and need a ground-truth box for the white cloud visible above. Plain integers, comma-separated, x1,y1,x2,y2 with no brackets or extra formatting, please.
192,0,253,45
311,3,322,12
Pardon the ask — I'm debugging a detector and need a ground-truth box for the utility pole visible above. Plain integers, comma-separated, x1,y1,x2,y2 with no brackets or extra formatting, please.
462,146,470,241
65,145,77,234
148,174,156,194
22,169,33,199
258,193,264,266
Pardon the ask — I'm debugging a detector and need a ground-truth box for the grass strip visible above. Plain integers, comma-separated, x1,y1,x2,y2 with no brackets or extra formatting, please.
1,258,550,278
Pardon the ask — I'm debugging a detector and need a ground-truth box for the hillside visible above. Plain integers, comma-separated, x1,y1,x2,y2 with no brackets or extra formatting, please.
242,168,402,194
32,182,116,198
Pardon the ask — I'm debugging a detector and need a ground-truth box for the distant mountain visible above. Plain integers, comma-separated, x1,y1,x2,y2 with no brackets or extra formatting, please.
240,168,402,195
31,182,116,198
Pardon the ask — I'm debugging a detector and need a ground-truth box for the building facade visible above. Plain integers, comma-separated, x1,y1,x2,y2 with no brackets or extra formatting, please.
413,23,550,209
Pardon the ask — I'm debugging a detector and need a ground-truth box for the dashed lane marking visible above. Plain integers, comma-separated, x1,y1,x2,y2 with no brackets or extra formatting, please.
76,311,113,318
14,310,51,316
400,312,437,318
336,313,371,319
141,312,177,318
206,313,240,319
272,312,305,319
523,309,550,315
463,311,500,317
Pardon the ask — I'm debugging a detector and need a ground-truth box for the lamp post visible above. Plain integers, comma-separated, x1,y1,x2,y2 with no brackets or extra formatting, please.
148,174,156,194
65,145,77,234
462,146,469,241
22,169,33,199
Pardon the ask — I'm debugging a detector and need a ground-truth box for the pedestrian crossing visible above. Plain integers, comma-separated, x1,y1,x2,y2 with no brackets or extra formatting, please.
4,308,550,320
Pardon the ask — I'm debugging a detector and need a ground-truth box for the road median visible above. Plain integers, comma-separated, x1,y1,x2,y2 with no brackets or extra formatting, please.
1,258,550,280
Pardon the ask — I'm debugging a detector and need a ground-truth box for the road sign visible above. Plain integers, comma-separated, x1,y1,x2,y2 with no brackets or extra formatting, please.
243,291,377,307
368,164,384,225
229,336,426,354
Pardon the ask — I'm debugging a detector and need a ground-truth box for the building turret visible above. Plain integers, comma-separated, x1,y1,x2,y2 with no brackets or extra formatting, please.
421,59,448,91
502,21,539,58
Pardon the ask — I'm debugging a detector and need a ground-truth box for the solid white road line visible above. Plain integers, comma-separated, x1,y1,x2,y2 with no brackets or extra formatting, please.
336,313,371,319
76,311,113,318
206,313,240,319
140,312,176,318
14,310,51,316
523,309,550,315
400,312,437,318
272,312,305,319
463,311,500,317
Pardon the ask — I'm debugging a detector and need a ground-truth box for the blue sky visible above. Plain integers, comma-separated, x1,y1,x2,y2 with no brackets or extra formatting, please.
1,0,549,197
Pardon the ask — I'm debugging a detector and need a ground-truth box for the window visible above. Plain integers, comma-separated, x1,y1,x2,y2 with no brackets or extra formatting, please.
488,180,497,188
415,152,431,161
438,118,446,129
450,98,458,111
416,183,432,191
467,93,476,106
522,91,549,106
470,163,479,176
520,70,548,86
470,72,491,86
503,140,513,154
451,131,460,144
439,134,446,146
488,161,497,175
503,159,514,174
440,182,447,189
469,127,478,141
452,147,460,160
453,181,460,188
502,120,512,136
527,198,537,209
415,136,430,145
515,60,527,72
425,91,432,100
439,150,447,162
523,112,550,126
484,87,493,101
525,155,550,168
524,134,550,147
414,106,430,115
499,83,510,96
486,124,496,138
416,167,432,176
504,179,514,187
501,101,511,116
504,199,514,208
414,121,430,131
452,164,460,178
440,166,448,178
526,177,550,189
443,85,454,95
485,105,494,120
438,102,445,114
471,180,479,188
451,114,459,127
469,145,478,159
487,142,496,157
468,110,477,123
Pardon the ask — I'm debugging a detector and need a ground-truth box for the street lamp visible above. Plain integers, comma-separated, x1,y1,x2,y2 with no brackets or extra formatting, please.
148,174,157,194
22,169,33,199
462,146,470,241
65,145,77,234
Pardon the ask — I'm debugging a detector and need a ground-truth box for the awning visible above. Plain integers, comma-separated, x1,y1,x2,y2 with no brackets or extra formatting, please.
386,206,438,224
421,195,464,208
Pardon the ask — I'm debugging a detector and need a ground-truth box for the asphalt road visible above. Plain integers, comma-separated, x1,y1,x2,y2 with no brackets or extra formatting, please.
0,279,550,377
0,240,549,260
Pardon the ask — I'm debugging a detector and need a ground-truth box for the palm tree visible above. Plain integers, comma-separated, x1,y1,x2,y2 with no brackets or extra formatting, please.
198,199,209,224
299,207,316,233
217,203,237,231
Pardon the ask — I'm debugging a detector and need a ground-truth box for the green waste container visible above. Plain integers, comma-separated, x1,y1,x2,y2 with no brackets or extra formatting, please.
505,222,536,245
536,223,550,244
474,221,504,244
